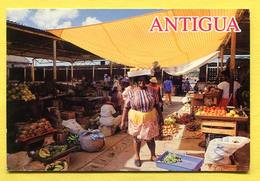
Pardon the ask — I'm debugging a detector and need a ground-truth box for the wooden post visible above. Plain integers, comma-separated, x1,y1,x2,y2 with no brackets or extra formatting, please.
124,65,126,75
220,46,224,73
31,58,35,82
92,65,95,81
7,67,10,81
230,30,236,106
23,67,26,82
43,67,46,81
71,63,74,82
53,40,57,81
110,62,113,77
65,67,68,82
206,64,208,82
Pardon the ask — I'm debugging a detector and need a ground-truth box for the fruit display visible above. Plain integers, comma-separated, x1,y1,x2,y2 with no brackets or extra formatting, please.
16,118,55,141
38,145,68,159
161,124,178,137
7,83,36,101
45,160,68,171
194,106,243,117
164,117,176,125
162,153,182,164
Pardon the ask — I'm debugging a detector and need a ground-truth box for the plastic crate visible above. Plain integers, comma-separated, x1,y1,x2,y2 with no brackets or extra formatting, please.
155,151,204,171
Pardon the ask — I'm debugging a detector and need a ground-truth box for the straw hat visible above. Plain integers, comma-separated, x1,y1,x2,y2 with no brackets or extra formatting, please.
150,77,158,83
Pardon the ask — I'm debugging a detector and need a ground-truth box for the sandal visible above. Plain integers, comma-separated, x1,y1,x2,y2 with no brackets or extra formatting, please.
134,159,142,167
150,156,157,161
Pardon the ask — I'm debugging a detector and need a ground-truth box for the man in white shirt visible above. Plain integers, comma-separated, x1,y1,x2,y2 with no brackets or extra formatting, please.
217,71,241,107
217,71,230,107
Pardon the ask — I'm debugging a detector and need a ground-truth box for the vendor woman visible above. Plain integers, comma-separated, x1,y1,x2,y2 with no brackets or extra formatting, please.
217,71,231,107
120,75,163,167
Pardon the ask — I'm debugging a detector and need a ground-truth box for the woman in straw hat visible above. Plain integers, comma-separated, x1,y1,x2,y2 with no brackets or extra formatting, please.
120,74,163,167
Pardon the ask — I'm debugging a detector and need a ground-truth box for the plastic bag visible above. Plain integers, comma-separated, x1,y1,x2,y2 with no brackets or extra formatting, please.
204,136,249,165
62,119,85,135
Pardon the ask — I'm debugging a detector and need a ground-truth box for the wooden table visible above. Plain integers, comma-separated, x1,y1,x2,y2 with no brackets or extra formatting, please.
195,115,248,148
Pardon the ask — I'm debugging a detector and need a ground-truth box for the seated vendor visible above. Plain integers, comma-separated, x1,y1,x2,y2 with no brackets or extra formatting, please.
99,97,121,128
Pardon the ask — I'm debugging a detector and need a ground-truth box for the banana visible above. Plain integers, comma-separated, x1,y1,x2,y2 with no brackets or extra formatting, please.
39,148,50,158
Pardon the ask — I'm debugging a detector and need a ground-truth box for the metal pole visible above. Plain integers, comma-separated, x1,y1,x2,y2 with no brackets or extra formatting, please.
92,65,95,81
53,40,57,81
31,58,35,82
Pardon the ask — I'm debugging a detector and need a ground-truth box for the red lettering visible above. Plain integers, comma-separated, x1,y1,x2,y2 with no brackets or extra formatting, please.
165,17,178,32
149,17,163,32
226,17,241,32
191,16,198,31
199,17,212,31
179,17,192,31
214,16,227,32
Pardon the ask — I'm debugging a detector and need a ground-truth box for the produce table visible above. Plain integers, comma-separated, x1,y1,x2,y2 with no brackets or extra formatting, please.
195,114,248,147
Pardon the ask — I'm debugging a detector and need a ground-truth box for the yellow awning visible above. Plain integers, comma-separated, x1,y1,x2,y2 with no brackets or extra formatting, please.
49,9,239,68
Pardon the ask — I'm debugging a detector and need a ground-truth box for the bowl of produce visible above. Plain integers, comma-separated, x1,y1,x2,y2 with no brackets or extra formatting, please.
45,160,68,171
155,151,204,171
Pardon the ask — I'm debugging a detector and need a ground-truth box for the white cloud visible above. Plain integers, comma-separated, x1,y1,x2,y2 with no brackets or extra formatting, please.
7,9,31,22
30,9,79,29
81,17,102,26
56,21,72,29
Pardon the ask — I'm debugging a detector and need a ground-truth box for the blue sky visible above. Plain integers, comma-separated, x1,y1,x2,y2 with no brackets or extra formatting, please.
7,9,159,29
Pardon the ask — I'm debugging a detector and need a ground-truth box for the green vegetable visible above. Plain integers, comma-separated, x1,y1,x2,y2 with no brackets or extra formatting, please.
163,153,182,164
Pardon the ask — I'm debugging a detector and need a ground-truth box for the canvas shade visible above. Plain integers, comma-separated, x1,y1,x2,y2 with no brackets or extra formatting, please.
163,51,219,76
49,9,238,68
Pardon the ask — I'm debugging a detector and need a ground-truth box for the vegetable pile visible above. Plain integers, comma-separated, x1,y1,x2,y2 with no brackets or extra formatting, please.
163,153,182,164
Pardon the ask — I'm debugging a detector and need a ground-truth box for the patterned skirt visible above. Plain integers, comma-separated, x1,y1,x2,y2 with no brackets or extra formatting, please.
128,108,159,140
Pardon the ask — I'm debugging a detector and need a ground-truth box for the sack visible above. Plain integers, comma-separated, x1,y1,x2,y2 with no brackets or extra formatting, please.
79,130,105,152
62,119,85,135
204,136,249,165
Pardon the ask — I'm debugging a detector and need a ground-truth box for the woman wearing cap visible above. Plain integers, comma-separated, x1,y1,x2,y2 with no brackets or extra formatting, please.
120,75,163,167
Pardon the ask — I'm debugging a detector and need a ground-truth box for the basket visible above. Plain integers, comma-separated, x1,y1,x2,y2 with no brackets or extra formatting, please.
156,151,204,171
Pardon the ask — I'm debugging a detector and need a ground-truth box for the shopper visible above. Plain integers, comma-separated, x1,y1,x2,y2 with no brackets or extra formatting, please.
110,86,123,113
163,76,173,104
120,75,163,167
183,78,191,93
148,77,163,111
102,74,111,97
